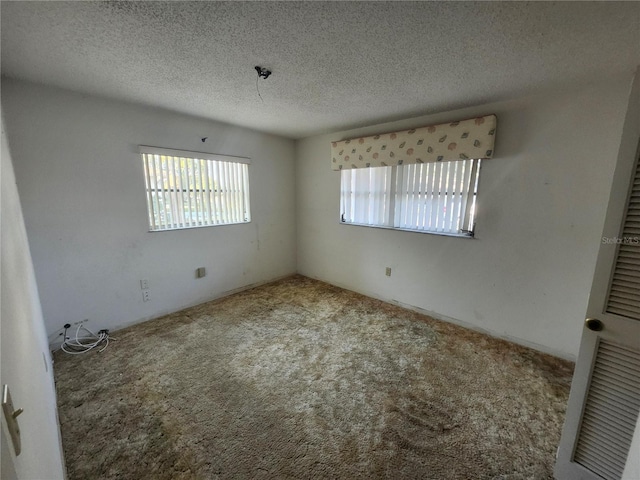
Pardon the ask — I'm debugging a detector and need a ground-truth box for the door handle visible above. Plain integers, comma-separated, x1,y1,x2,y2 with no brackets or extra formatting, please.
585,318,604,332
2,385,22,456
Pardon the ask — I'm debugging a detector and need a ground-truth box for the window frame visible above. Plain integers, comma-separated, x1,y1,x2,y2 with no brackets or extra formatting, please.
139,146,251,232
339,160,482,238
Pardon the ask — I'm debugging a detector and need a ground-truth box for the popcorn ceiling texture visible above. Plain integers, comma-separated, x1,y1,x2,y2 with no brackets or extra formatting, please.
1,1,639,138
54,275,574,479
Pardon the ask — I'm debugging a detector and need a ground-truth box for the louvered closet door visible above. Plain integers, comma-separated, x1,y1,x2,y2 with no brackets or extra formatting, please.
606,164,640,320
556,143,640,480
571,341,640,479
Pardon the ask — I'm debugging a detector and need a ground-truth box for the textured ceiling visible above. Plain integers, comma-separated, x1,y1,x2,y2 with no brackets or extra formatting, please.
2,1,639,139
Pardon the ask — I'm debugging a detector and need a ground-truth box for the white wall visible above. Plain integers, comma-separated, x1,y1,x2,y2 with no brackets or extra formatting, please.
296,75,633,360
2,79,296,335
1,112,66,479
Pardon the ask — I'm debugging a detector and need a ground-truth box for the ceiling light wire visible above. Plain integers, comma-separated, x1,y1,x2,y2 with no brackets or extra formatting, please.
256,73,264,103
254,66,271,103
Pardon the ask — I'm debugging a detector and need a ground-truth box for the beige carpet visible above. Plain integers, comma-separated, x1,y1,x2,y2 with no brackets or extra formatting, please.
54,275,573,479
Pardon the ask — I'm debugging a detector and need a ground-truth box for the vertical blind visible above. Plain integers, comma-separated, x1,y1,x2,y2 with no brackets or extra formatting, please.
395,159,480,234
140,147,251,231
340,159,481,235
340,166,393,226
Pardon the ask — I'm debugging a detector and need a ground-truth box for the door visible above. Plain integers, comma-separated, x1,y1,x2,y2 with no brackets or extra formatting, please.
1,111,67,479
555,76,640,480
1,427,18,480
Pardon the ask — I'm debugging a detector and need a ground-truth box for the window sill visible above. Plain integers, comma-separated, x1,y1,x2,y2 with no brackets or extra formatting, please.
148,220,251,232
338,220,474,238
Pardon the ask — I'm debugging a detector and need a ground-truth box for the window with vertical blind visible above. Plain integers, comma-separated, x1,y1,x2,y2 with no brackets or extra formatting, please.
139,146,251,231
340,158,481,236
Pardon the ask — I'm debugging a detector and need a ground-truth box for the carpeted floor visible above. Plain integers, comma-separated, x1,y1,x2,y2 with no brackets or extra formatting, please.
54,275,574,479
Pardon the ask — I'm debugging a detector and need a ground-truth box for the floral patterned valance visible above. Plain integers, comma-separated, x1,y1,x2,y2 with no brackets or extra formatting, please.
331,114,497,170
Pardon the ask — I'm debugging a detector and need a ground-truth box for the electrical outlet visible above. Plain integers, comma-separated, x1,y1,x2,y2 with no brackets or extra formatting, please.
385,267,392,277
73,319,89,326
196,267,206,278
142,290,150,302
140,279,149,290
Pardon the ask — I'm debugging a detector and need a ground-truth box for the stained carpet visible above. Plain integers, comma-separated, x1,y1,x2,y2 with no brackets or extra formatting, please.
54,275,574,479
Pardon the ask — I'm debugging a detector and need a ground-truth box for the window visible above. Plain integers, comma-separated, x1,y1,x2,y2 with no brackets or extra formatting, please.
340,158,481,236
140,146,250,231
